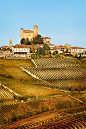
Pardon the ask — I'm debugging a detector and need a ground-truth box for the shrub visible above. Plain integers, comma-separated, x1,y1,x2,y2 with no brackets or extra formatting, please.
31,54,37,59
55,54,61,57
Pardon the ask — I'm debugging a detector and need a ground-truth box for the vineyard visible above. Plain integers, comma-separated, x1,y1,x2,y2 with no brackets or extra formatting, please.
0,58,86,126
1,105,86,129
23,58,86,89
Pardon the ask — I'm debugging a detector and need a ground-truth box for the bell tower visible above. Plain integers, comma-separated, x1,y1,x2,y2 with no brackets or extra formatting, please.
9,39,12,48
33,25,38,38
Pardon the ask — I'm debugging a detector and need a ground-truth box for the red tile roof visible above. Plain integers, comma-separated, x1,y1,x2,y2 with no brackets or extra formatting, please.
43,37,51,39
1,46,8,48
53,46,59,49
70,47,85,49
49,44,55,46
14,44,43,48
65,44,71,46
0,50,11,51
33,25,38,27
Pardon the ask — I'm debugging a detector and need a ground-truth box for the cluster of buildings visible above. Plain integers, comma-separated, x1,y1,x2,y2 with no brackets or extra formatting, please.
0,25,85,58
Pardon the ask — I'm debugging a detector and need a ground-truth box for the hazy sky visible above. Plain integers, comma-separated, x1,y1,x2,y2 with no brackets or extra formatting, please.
0,0,86,48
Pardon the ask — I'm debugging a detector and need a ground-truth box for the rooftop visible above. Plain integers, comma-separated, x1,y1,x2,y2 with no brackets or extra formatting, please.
70,47,85,49
43,37,51,39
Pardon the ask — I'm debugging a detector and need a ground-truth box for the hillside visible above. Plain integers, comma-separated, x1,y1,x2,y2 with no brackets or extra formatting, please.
0,58,86,125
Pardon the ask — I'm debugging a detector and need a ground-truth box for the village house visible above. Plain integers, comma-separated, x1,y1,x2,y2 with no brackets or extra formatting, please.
1,46,9,49
64,44,71,48
13,44,44,57
53,46,63,54
42,37,51,45
0,49,12,57
48,44,55,49
56,45,66,53
70,47,85,56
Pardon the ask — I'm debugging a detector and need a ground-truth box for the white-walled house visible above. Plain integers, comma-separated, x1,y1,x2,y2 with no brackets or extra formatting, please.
13,45,30,54
70,47,85,56
13,45,31,57
48,44,55,49
42,37,51,45
13,44,44,56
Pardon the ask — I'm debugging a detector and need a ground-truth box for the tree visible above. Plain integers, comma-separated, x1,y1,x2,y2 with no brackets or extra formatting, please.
65,49,68,53
21,38,31,45
7,48,10,50
78,54,82,59
32,35,43,44
30,47,35,53
21,34,43,45
39,47,43,55
2,48,6,50
69,82,75,91
36,47,45,55
52,51,56,55
55,50,58,54
4,112,12,123
11,109,17,121
31,54,37,59
18,103,28,117
21,38,25,44
75,53,78,58
43,44,50,51
49,51,51,54
45,50,48,55
25,38,31,45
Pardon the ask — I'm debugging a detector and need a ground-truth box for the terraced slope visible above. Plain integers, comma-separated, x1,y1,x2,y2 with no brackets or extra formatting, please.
33,58,80,68
24,58,86,89
0,87,14,99
1,107,86,129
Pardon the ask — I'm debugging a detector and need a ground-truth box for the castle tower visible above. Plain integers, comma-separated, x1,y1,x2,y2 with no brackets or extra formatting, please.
9,39,12,48
20,28,24,40
33,25,38,38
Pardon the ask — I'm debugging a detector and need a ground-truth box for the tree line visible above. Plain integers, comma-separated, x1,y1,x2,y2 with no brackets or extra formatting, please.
21,35,44,45
31,44,50,58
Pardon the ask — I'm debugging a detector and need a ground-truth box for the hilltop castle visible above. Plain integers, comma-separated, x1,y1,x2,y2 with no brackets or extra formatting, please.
20,25,38,41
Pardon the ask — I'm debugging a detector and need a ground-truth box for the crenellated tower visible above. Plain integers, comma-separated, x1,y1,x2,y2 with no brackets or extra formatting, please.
20,28,24,40
33,25,38,38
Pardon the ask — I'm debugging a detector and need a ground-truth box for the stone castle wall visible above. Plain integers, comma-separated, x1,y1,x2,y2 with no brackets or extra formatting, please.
20,25,38,41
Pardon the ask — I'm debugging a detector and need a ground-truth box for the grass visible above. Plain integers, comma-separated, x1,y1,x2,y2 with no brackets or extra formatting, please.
0,59,62,100
0,59,35,67
70,92,86,102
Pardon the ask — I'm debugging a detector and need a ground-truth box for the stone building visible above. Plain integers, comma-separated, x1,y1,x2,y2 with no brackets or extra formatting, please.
70,47,85,56
20,25,38,41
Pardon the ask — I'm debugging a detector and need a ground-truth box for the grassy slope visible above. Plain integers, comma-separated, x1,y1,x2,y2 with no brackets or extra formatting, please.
0,59,35,67
0,59,61,98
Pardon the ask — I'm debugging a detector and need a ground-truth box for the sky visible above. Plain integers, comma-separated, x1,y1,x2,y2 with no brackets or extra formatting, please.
0,0,86,48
